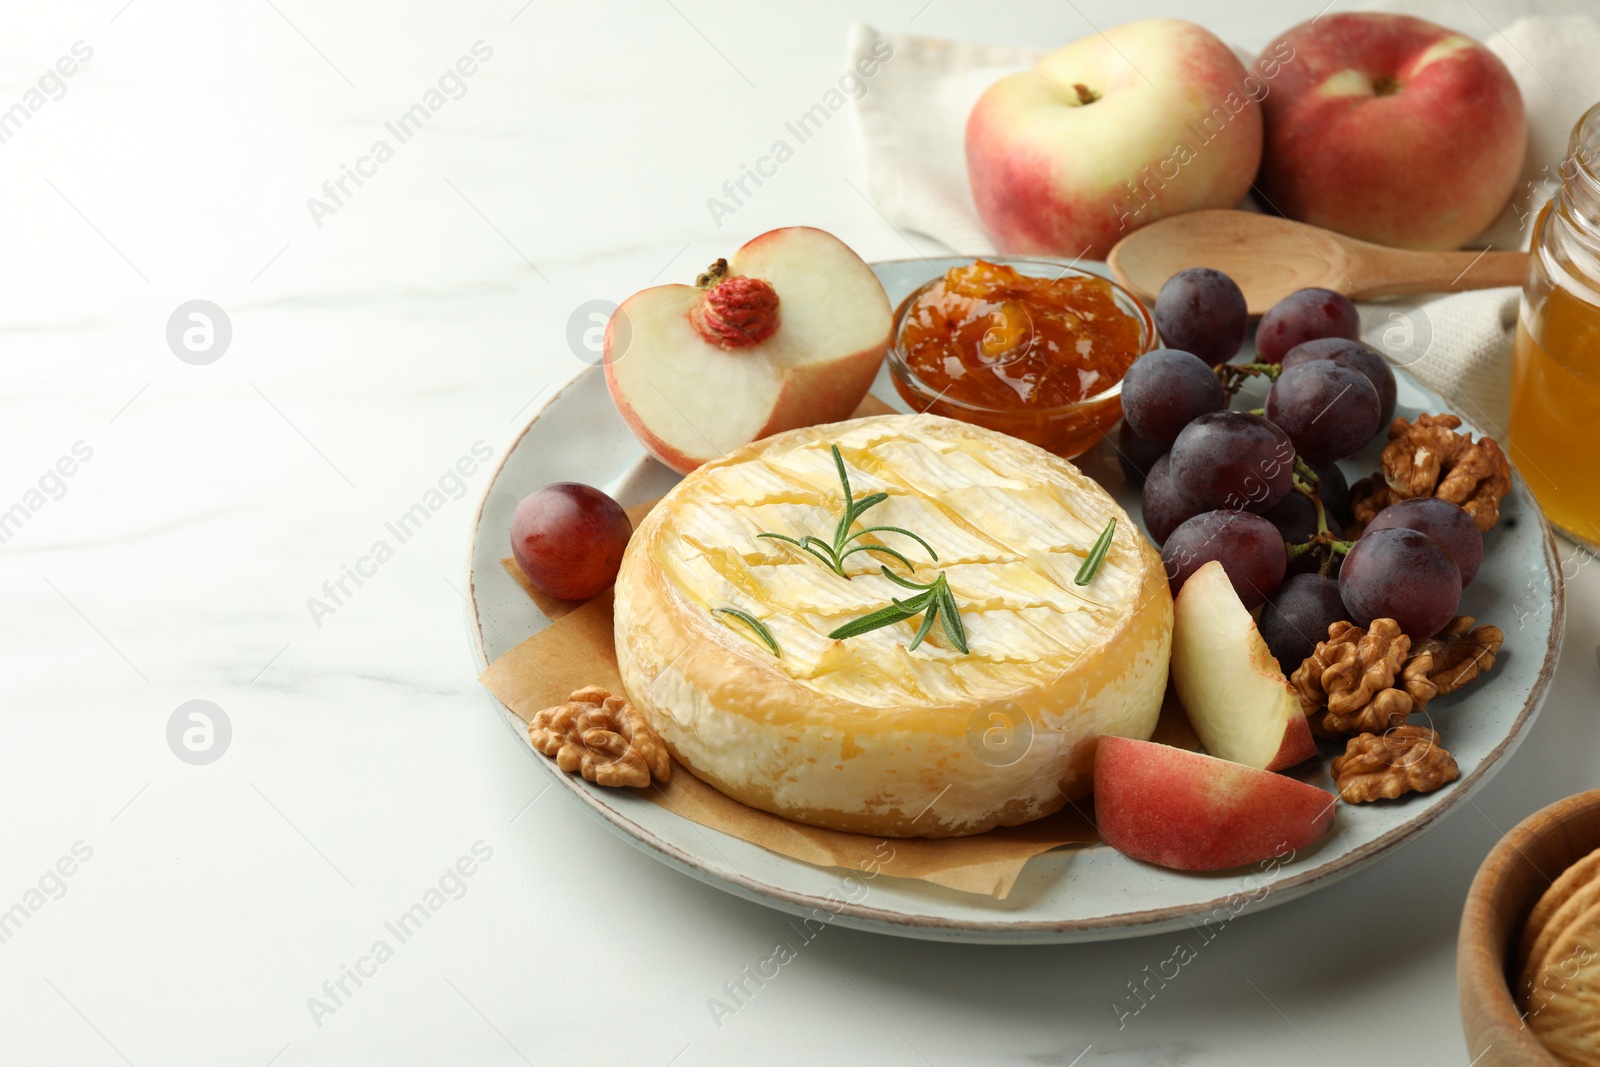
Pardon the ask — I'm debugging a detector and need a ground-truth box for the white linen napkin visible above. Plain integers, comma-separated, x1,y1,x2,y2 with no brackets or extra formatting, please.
847,3,1600,431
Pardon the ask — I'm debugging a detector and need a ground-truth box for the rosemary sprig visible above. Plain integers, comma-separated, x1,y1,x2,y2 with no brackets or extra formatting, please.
827,567,969,654
713,607,781,657
1074,519,1116,586
757,445,936,578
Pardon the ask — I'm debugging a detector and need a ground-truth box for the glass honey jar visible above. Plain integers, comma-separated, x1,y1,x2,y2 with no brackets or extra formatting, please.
1511,103,1600,550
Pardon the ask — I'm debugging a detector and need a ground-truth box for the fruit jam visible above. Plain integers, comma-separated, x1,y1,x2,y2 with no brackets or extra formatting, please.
889,260,1151,458
897,260,1144,409
1510,103,1600,550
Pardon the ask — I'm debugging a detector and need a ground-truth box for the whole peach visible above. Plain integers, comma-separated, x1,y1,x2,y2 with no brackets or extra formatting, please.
1254,13,1526,250
966,19,1264,259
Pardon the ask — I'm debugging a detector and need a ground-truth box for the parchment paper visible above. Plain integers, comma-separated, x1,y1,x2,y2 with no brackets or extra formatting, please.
478,399,1194,899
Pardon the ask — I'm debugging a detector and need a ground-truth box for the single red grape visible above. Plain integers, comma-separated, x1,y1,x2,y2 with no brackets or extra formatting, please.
1169,410,1296,514
1161,510,1287,608
1339,527,1461,640
1153,268,1249,367
1310,460,1352,526
511,482,633,600
1281,337,1398,429
1120,348,1227,448
1364,497,1483,586
1255,288,1361,363
1260,573,1349,675
1265,360,1381,462
1141,454,1202,546
1116,420,1168,485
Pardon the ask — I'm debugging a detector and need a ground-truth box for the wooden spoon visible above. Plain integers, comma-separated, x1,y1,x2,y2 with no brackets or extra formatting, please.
1106,209,1528,316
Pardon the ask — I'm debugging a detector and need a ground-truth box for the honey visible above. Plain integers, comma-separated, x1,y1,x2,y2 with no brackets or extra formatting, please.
888,260,1153,458
1510,104,1600,550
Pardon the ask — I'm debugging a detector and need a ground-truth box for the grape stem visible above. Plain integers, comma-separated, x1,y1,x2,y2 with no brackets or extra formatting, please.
1286,457,1354,577
1292,459,1328,535
1214,361,1284,403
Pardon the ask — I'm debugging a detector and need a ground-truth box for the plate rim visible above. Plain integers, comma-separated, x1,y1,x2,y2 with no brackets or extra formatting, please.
465,265,1568,940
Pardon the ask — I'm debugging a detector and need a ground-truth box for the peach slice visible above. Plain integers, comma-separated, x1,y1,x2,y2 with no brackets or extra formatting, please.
1095,736,1336,870
604,227,892,475
1171,560,1316,771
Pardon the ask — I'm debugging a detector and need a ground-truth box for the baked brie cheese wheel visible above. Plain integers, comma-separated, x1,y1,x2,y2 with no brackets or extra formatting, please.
613,414,1172,837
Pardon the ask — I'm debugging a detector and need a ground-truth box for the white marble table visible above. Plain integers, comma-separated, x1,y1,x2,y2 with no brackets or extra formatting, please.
3,1,1595,1063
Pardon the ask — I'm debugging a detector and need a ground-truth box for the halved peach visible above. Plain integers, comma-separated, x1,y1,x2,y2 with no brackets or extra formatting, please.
604,227,891,474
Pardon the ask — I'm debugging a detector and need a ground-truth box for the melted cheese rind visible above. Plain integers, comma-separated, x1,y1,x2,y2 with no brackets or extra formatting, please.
614,414,1172,837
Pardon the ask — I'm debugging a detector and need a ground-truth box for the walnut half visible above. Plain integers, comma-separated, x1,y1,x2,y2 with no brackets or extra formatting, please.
1412,616,1503,698
1331,725,1459,803
1351,414,1511,532
1291,615,1502,737
1291,619,1415,735
529,686,670,788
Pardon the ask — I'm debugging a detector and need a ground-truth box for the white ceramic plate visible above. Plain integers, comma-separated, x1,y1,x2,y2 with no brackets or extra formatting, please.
466,257,1565,943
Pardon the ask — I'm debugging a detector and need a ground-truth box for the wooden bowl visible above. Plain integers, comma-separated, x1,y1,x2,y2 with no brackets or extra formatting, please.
1460,788,1600,1065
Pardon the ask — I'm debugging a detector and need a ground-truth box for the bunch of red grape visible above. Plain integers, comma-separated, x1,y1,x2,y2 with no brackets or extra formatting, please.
1124,270,1483,669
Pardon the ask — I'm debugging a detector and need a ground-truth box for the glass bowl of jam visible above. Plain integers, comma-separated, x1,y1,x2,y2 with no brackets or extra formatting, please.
888,259,1157,458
